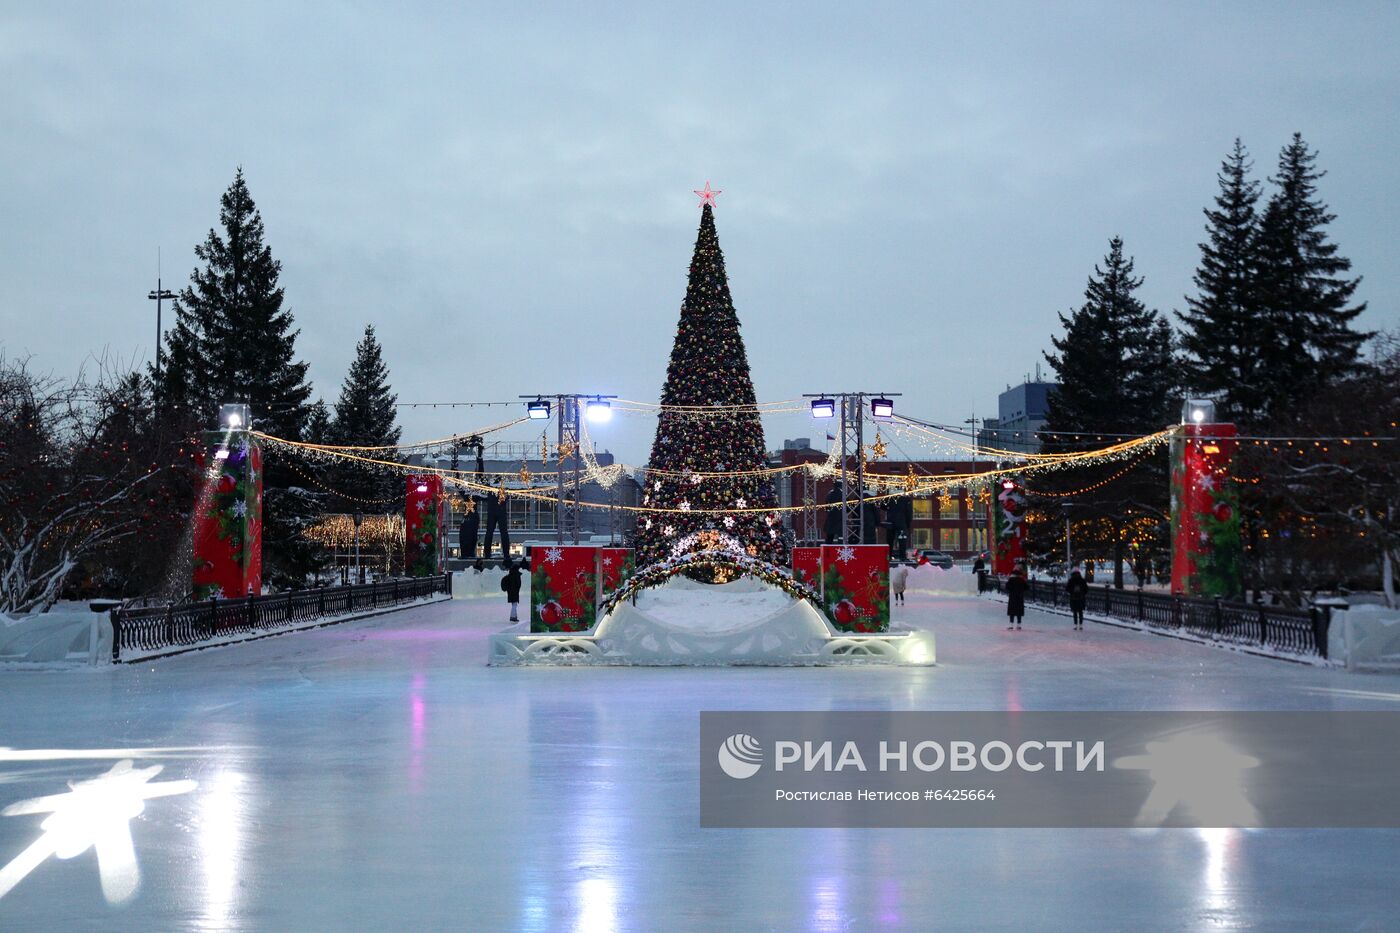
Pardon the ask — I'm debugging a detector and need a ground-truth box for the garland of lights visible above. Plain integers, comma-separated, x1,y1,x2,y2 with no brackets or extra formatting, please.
599,549,821,616
252,427,1180,516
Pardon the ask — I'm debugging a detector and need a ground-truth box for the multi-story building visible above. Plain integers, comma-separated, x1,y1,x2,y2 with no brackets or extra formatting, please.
771,441,996,559
979,375,1057,454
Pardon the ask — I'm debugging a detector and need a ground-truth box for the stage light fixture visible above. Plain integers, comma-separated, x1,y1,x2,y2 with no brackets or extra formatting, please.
526,398,551,420
585,398,612,423
870,397,894,420
810,398,835,419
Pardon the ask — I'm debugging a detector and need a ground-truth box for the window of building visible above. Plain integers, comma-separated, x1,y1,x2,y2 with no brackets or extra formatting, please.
967,527,986,552
509,498,532,530
939,495,961,519
912,528,933,549
912,498,932,519
940,528,961,552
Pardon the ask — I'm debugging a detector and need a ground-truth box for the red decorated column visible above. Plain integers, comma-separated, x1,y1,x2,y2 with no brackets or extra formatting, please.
1171,401,1243,598
193,424,263,600
405,474,446,577
791,546,822,589
991,476,1025,575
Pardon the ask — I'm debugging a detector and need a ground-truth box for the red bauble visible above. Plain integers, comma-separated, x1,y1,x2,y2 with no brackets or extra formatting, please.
421,532,433,544
217,474,236,494
833,599,857,625
540,600,564,626
1213,502,1233,522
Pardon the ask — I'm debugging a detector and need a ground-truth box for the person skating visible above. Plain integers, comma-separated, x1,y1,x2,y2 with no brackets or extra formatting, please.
1065,566,1088,629
501,560,523,623
890,562,909,606
1005,565,1027,630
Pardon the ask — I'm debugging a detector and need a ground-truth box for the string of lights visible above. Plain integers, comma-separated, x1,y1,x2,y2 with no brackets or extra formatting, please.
256,426,1177,516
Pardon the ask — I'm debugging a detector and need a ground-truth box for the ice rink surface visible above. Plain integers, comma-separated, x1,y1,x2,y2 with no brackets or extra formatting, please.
2,591,1399,931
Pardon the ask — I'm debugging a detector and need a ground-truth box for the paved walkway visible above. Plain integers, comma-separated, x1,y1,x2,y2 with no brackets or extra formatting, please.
1,592,1397,930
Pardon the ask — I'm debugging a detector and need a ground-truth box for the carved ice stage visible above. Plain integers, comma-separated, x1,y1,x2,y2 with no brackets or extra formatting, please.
488,575,936,666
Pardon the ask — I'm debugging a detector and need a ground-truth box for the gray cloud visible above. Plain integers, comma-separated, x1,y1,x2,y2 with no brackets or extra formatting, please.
2,1,1396,461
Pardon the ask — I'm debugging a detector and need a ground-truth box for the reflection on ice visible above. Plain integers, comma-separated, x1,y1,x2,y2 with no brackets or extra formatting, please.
0,759,196,904
198,770,246,930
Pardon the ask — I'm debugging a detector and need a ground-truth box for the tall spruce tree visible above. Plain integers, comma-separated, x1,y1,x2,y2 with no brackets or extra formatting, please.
1037,237,1177,586
160,169,313,438
329,325,401,505
1178,139,1266,425
1253,133,1370,424
633,202,785,572
158,169,325,586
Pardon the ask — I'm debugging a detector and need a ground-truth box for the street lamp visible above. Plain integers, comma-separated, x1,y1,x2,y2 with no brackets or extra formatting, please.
1183,399,1215,425
1060,501,1074,569
218,403,250,431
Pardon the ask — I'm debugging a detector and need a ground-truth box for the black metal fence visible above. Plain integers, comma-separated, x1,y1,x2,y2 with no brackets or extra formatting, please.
110,574,451,662
980,575,1330,659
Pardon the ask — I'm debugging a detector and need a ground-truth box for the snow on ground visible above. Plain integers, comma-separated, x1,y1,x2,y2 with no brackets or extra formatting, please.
1,591,1399,930
631,576,795,632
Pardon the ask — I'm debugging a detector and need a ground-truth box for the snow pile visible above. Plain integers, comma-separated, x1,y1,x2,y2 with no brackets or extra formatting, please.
1,607,111,665
1329,605,1400,670
632,575,795,633
452,567,530,599
904,564,979,596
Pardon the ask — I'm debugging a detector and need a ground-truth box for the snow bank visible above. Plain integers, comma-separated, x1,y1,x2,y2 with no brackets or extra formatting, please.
1329,605,1400,671
903,564,979,596
632,576,797,633
452,567,530,599
0,608,111,665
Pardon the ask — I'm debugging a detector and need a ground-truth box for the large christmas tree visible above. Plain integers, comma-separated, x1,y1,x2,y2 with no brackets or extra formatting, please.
634,196,786,571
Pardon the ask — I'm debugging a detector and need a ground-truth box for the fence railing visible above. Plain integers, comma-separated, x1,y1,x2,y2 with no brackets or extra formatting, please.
110,574,451,662
980,575,1329,660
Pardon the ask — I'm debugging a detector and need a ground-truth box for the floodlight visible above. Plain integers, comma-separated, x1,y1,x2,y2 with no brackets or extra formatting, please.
416,484,429,493
526,398,551,420
218,403,250,430
1182,399,1215,425
810,398,836,419
585,398,612,423
870,397,894,420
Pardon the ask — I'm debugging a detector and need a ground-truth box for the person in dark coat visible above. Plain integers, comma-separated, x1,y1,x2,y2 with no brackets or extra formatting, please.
1005,565,1027,630
1065,566,1088,630
501,560,523,622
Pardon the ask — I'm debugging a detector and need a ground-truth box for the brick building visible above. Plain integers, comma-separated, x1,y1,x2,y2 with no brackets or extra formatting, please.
771,440,996,559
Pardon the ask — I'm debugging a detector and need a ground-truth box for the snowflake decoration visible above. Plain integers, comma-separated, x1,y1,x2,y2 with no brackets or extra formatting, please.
544,547,564,564
837,545,856,563
231,500,247,518
679,501,691,511
1198,474,1216,492
602,556,614,568
663,525,675,536
654,481,662,492
736,497,747,509
644,519,653,530
689,473,702,485
723,516,735,528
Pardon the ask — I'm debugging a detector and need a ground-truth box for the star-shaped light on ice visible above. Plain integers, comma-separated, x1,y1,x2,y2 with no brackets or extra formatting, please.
0,759,197,905
694,181,721,207
837,545,856,563
544,547,563,564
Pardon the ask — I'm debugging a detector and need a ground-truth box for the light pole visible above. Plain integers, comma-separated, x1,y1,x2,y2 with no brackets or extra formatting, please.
520,394,615,545
147,269,174,397
352,510,364,584
804,391,901,544
1060,501,1073,570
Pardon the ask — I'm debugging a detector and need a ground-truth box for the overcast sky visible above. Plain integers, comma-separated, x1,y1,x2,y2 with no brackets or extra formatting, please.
2,2,1396,463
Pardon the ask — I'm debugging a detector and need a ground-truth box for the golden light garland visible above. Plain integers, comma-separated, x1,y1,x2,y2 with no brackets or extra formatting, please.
255,426,1180,516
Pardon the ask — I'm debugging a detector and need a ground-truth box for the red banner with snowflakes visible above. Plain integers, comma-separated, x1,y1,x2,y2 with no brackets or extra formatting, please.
531,545,599,633
192,431,263,600
405,474,446,577
599,548,634,599
791,546,822,588
1171,423,1243,598
820,544,890,633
